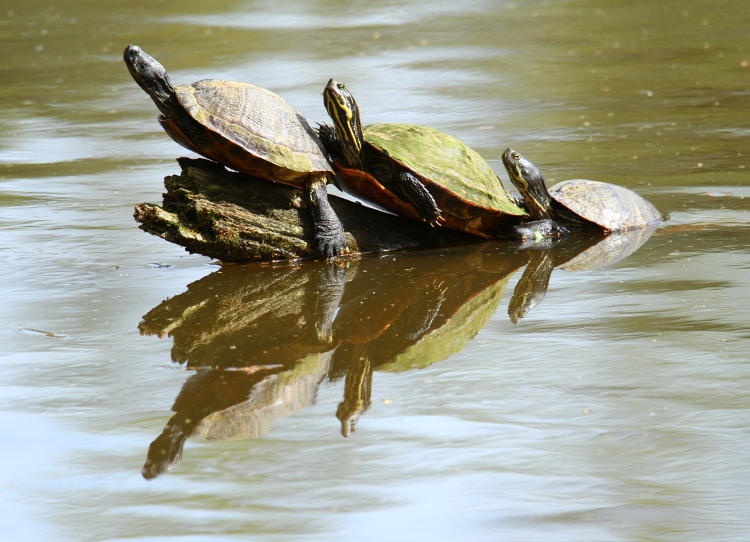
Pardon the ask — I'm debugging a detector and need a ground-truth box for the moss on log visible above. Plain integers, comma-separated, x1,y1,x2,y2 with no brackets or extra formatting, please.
133,157,470,263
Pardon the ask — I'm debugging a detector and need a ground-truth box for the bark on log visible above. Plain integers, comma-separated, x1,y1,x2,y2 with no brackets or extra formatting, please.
133,157,470,263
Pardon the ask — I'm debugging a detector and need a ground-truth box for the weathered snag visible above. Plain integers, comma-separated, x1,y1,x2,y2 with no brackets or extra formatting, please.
133,158,470,262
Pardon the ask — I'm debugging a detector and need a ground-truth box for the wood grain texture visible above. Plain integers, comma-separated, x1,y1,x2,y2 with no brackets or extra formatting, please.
133,157,471,263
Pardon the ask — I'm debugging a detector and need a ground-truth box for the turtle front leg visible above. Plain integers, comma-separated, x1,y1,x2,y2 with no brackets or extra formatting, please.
513,219,570,244
307,178,346,260
316,123,340,161
398,170,443,227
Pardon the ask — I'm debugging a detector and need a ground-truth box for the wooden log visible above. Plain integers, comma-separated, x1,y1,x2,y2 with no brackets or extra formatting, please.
133,157,470,263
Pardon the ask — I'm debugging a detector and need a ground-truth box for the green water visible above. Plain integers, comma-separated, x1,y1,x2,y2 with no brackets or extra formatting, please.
2,1,749,540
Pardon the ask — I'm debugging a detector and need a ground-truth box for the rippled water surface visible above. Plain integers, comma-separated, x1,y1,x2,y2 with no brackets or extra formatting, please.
2,1,749,540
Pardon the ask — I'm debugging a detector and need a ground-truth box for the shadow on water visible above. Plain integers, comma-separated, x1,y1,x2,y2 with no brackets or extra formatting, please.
138,226,656,479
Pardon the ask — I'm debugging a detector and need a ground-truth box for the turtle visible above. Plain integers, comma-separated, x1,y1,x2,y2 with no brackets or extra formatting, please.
123,45,345,259
317,79,528,238
501,147,663,242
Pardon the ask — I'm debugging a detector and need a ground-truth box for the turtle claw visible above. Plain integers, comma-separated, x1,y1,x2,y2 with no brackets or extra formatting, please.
427,212,445,228
314,230,346,261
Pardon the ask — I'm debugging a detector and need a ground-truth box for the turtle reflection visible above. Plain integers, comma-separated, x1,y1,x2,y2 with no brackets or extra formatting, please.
508,225,659,322
139,247,526,478
327,251,524,436
139,263,345,479
139,228,656,478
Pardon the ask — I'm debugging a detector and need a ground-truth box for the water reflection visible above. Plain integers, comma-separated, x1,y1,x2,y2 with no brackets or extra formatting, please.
508,226,659,322
139,228,655,478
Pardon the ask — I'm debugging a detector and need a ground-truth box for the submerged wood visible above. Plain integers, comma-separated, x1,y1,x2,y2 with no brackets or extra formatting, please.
133,157,469,262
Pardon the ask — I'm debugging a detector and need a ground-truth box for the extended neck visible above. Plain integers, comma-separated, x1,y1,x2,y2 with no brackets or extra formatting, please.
144,75,179,119
502,149,553,221
124,47,178,119
324,83,366,170
336,110,365,170
523,179,554,220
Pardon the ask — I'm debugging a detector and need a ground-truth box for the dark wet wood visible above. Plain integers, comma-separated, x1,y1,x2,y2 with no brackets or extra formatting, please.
133,157,470,263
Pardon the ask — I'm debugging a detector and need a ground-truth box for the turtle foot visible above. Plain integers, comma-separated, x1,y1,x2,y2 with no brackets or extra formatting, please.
308,178,347,260
514,219,570,245
316,123,339,159
314,227,346,260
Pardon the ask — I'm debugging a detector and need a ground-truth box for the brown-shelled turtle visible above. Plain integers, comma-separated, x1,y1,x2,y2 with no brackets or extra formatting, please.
501,147,663,242
317,79,528,238
123,45,345,259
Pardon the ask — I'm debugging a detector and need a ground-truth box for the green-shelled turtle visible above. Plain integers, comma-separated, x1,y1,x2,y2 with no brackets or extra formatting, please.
318,79,527,238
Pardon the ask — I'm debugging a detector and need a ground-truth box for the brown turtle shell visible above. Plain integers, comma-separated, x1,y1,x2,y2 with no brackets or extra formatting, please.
549,179,663,232
162,79,332,188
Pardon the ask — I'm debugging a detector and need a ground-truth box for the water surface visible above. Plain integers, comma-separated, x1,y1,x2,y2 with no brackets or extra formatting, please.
2,1,749,540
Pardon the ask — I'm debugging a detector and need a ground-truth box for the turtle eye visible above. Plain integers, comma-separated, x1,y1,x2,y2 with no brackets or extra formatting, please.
337,83,345,90
511,151,520,160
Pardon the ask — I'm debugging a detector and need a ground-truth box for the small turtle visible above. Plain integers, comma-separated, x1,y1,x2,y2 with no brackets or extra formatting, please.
318,79,527,238
123,45,345,259
502,148,663,241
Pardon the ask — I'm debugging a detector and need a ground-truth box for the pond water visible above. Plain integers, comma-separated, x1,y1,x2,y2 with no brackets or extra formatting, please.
2,1,749,540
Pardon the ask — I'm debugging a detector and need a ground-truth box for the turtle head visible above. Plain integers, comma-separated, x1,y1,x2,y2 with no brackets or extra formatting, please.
323,79,364,169
502,148,553,220
124,45,175,108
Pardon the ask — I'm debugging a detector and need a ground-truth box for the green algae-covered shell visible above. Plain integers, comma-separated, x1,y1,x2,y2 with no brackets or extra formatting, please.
549,179,663,232
364,123,525,216
173,80,331,186
379,270,513,372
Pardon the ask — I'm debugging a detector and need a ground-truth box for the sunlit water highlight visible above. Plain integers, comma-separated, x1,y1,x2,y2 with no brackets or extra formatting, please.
2,1,749,540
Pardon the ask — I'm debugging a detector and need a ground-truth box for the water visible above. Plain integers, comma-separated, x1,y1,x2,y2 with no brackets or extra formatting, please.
2,0,749,540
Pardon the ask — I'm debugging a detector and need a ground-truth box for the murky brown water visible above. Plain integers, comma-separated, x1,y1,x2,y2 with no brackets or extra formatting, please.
2,1,749,540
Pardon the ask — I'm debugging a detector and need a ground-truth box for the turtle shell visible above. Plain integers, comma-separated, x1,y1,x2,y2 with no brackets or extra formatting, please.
549,179,663,232
336,123,527,238
165,79,331,188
